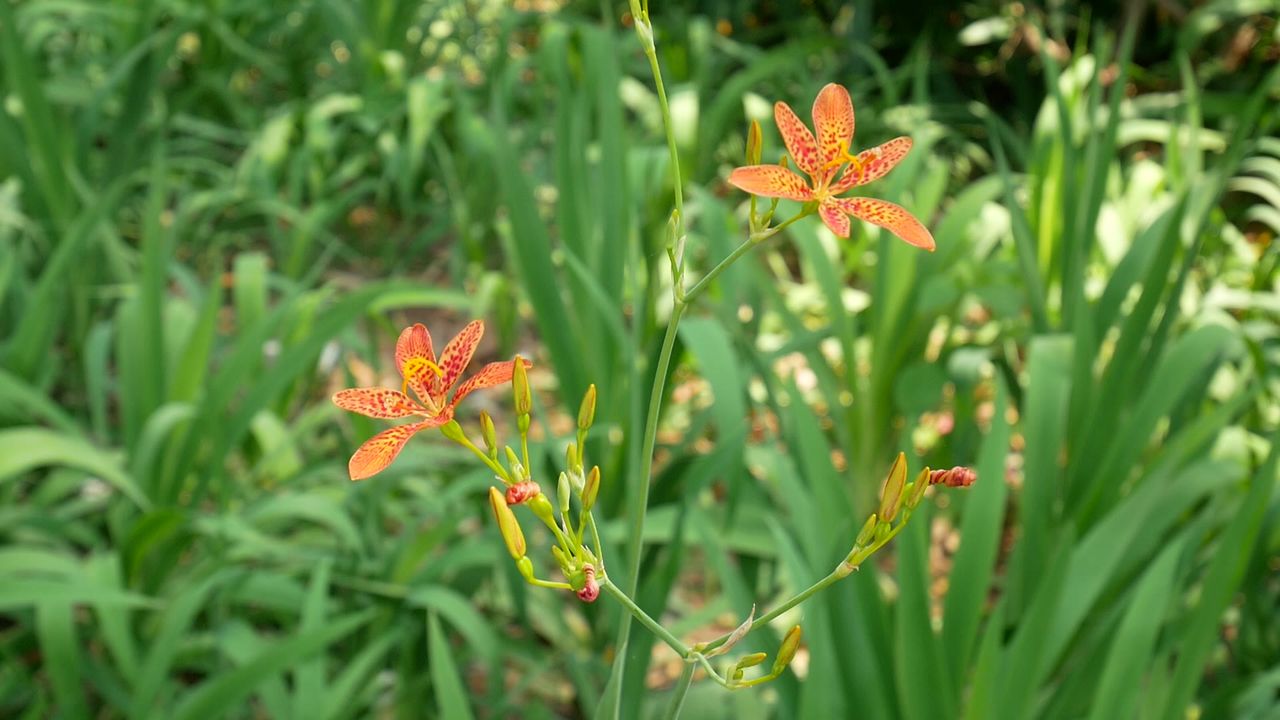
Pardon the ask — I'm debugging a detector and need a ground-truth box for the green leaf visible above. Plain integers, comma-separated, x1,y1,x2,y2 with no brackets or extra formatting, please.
427,611,476,720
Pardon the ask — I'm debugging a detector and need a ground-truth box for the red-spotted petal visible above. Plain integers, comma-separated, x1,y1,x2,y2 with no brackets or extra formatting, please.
437,320,484,396
831,136,913,193
451,358,532,408
395,324,437,402
812,83,855,171
831,197,935,251
773,101,821,177
347,415,451,481
818,200,851,238
333,388,426,418
727,165,814,202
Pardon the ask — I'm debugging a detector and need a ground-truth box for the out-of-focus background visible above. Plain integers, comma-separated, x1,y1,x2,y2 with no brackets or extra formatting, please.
1,0,1277,717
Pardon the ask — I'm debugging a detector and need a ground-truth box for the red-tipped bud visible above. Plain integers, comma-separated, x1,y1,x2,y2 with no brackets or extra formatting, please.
506,480,541,505
930,466,977,488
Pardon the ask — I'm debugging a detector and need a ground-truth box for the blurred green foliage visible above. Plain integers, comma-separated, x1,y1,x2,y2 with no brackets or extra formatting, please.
1,0,1278,718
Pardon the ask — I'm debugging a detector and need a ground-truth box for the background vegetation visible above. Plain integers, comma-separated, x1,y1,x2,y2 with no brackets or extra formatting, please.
1,0,1278,717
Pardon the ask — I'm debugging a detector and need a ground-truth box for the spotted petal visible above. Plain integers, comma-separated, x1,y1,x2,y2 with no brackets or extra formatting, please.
831,136,913,194
437,320,484,396
818,200,851,238
395,323,438,402
812,83,855,172
347,416,449,481
727,165,814,202
773,101,821,177
451,358,532,408
333,388,425,418
831,196,935,251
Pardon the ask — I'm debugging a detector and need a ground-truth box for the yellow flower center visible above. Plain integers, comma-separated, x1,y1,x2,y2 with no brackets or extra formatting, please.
820,141,866,188
402,357,445,399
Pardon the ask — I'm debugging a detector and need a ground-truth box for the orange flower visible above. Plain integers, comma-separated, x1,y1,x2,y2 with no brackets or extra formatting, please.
728,83,935,251
333,321,531,480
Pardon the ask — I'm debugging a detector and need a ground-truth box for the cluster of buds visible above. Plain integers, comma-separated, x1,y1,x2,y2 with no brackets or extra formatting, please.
837,453,977,578
454,360,608,602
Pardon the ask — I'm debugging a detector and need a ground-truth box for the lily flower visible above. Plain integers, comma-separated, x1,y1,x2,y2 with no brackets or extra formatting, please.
728,83,935,250
333,320,530,480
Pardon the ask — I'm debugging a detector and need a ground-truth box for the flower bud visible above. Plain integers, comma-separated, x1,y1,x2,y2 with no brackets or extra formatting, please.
772,625,802,675
505,446,524,479
439,420,467,445
907,467,931,508
930,466,977,488
512,355,532,416
578,384,597,431
582,466,601,512
746,119,763,165
877,452,908,523
854,513,878,548
527,491,557,529
488,487,525,559
505,480,541,506
735,652,768,670
557,472,571,517
480,411,498,455
565,442,578,475
550,545,569,572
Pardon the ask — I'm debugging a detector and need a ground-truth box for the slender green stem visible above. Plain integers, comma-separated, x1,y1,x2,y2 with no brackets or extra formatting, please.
661,663,696,720
700,568,844,655
587,512,606,570
700,515,910,654
683,211,810,304
449,433,510,481
601,575,689,656
528,576,573,590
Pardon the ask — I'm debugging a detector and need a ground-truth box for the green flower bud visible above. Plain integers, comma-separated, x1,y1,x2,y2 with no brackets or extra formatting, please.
772,625,803,675
855,513,878,548
877,452,908,523
557,472,571,517
907,467,931,508
582,466,601,512
746,119,763,165
480,411,498,456
488,487,525,560
578,384,597,431
512,355,532,416
735,652,768,670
